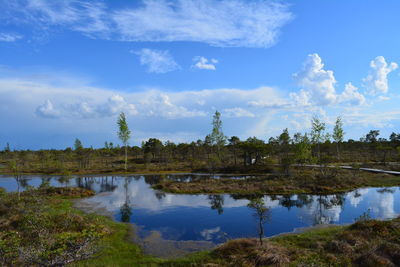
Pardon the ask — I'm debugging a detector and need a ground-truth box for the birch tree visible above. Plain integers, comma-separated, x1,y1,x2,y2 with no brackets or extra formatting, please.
117,112,131,171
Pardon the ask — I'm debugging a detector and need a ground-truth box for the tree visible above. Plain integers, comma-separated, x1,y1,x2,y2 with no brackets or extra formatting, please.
240,137,267,166
142,138,163,161
278,129,291,175
310,116,328,162
207,111,226,159
278,128,291,146
228,136,240,165
365,130,380,143
247,197,270,246
117,112,131,171
74,138,83,151
389,132,400,143
332,116,345,160
4,142,10,152
294,133,312,165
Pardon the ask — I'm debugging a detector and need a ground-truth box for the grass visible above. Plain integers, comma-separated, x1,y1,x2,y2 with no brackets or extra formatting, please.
210,219,400,266
72,219,163,267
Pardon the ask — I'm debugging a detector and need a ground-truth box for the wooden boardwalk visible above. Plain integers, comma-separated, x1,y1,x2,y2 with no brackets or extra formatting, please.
297,164,400,176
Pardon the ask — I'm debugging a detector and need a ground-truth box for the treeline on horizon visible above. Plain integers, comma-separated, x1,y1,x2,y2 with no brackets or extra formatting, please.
1,111,400,174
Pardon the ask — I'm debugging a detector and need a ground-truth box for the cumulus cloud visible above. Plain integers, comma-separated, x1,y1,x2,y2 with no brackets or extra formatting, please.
363,56,398,95
291,54,367,107
0,33,23,42
98,95,137,117
135,48,180,73
338,83,366,105
289,89,311,107
293,53,337,105
138,92,206,119
0,0,293,48
35,99,60,118
192,56,218,70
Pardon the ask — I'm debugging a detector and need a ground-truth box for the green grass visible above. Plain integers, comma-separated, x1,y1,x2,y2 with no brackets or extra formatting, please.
72,221,162,266
271,225,345,249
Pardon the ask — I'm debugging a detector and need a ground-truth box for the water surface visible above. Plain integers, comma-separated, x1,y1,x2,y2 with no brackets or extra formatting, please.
1,174,399,251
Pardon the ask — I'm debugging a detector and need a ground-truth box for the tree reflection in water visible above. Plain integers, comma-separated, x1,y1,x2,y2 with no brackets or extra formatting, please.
208,195,225,215
313,194,345,225
120,177,133,223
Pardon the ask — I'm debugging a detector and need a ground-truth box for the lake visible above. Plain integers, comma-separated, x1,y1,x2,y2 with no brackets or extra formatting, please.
1,174,399,257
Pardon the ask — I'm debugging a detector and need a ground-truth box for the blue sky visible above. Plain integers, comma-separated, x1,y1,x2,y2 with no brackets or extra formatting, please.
1,0,400,149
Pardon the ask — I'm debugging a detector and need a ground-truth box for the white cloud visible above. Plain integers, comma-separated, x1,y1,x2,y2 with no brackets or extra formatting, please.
292,54,367,107
363,56,398,95
135,48,180,73
0,33,23,42
289,89,311,107
138,91,206,119
0,77,285,123
35,94,138,119
112,0,292,48
348,189,369,208
223,107,255,118
293,53,337,105
338,83,366,105
1,0,293,48
1,58,400,148
370,191,397,219
35,99,60,118
192,56,218,70
98,95,137,117
81,177,249,212
342,108,400,128
298,195,343,225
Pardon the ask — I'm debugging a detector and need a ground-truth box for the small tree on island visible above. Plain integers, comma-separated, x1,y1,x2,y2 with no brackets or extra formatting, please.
117,112,131,171
332,116,345,161
310,116,329,163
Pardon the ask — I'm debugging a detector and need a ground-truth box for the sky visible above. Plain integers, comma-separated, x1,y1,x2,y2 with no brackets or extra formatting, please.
1,0,400,149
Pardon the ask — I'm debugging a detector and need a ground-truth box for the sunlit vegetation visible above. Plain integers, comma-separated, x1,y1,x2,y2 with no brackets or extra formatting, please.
210,217,400,266
1,114,399,178
154,167,400,194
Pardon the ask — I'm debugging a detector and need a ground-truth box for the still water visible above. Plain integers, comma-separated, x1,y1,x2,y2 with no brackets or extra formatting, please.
1,174,399,245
